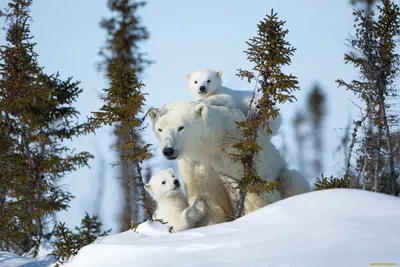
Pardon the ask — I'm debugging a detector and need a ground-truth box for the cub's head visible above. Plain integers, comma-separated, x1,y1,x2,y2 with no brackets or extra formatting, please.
186,69,222,99
148,101,209,160
145,168,182,200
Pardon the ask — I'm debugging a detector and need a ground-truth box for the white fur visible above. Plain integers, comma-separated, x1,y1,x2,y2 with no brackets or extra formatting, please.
187,68,283,137
148,101,310,216
146,168,207,232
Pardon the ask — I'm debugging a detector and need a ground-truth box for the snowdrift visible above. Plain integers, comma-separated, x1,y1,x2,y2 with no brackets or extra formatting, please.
66,189,400,267
1,189,399,267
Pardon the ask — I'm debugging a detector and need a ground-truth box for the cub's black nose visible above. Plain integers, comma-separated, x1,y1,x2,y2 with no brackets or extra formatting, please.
162,147,175,157
199,86,206,92
173,179,179,185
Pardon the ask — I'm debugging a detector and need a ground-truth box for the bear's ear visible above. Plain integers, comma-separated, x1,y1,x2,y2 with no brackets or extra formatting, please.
144,184,155,200
166,167,174,174
144,183,152,193
147,107,159,123
186,73,191,80
195,103,208,120
216,70,222,77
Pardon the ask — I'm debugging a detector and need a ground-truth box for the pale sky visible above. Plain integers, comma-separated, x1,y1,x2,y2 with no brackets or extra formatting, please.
2,0,374,232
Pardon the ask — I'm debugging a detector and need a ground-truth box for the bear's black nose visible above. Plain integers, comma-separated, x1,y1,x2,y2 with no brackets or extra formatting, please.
162,147,175,157
173,179,179,185
199,86,206,92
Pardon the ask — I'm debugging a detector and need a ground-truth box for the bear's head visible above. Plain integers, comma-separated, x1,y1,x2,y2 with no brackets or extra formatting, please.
147,101,245,161
186,69,222,99
148,101,207,160
145,168,182,200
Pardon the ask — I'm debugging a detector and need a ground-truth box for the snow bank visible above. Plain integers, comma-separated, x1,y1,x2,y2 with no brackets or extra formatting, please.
65,189,400,267
1,189,399,267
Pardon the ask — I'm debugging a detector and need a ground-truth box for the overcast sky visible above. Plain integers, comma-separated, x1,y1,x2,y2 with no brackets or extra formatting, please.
2,0,379,232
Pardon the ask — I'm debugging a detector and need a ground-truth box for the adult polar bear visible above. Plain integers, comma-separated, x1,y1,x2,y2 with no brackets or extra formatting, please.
148,101,310,221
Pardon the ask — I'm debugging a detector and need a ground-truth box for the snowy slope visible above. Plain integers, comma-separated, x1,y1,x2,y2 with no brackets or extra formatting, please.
1,189,399,267
65,189,400,267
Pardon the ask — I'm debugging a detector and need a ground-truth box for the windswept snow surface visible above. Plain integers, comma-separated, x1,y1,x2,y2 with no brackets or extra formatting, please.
65,189,400,267
1,189,399,267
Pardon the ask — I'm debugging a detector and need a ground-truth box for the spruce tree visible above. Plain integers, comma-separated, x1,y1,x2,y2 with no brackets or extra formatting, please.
306,84,326,178
51,213,111,266
337,0,400,196
98,0,153,231
89,62,153,227
232,10,300,218
0,0,93,255
351,0,378,12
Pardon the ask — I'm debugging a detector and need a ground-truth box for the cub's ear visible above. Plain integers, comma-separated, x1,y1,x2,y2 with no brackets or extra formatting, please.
216,70,222,77
186,73,191,80
195,102,208,120
166,167,174,174
147,107,159,123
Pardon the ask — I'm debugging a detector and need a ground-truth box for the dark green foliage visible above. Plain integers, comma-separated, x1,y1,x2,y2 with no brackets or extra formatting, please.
98,0,153,231
337,0,400,196
99,0,153,75
315,174,350,190
89,62,154,224
0,0,92,255
51,213,111,266
351,0,378,12
232,10,300,218
307,84,326,177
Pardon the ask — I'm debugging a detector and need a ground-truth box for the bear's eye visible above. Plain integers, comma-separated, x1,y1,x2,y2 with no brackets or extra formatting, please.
178,126,184,131
162,181,166,185
172,175,175,178
158,128,162,132
207,80,211,83
194,81,198,84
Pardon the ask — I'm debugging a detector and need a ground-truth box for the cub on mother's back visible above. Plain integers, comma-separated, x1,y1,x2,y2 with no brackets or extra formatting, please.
186,68,282,137
145,168,207,233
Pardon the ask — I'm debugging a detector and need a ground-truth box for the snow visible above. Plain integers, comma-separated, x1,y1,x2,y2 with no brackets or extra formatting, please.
1,189,400,267
0,252,53,267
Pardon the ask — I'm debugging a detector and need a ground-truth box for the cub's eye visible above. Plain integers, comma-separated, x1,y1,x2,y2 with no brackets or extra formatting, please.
194,81,198,84
172,175,175,178
178,126,184,131
158,128,162,132
162,181,166,185
207,80,211,83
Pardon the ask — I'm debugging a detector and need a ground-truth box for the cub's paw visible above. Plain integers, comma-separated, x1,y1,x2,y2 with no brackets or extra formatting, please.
192,198,207,216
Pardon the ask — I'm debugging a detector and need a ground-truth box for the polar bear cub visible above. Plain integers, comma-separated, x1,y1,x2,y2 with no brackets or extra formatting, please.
145,168,207,232
186,68,282,136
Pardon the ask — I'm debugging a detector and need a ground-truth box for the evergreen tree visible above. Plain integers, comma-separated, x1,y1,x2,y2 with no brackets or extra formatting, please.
337,0,400,196
306,84,326,178
51,213,111,266
89,62,153,227
98,0,153,231
351,0,378,12
232,10,300,218
292,110,306,173
315,174,350,190
0,0,93,255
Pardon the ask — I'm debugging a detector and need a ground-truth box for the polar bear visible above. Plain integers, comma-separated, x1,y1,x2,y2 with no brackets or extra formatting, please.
148,101,310,215
145,168,208,232
186,68,282,137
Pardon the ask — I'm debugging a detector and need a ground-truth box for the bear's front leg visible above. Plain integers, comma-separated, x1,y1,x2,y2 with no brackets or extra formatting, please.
172,198,208,232
186,198,208,222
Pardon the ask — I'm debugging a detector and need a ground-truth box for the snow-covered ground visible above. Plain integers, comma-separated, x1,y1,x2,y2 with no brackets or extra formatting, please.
1,189,400,267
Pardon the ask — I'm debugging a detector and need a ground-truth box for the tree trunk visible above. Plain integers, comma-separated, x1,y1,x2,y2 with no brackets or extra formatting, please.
379,92,398,196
